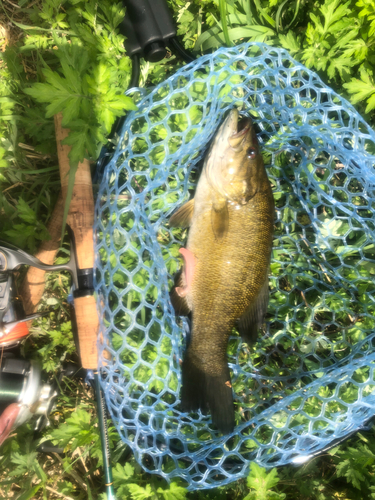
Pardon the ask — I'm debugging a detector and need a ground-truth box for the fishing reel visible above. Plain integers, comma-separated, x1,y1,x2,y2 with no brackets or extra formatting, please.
0,233,83,446
0,355,59,446
0,355,52,446
0,234,79,348
0,353,84,447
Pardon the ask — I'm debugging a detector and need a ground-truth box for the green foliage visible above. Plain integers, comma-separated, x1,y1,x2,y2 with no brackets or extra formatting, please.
357,0,375,36
110,461,188,499
36,319,75,372
2,0,375,499
181,0,375,121
17,0,137,235
3,197,50,252
333,440,375,491
344,67,375,112
51,409,100,450
244,464,285,500
158,483,188,500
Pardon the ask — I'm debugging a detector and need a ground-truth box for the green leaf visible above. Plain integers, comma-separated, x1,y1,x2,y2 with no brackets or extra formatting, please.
335,444,375,489
278,32,301,53
194,26,222,51
16,198,36,224
196,25,275,50
127,484,153,500
327,55,354,79
63,126,87,163
10,451,39,476
86,62,111,95
319,0,351,34
24,67,85,125
331,27,359,50
51,409,99,451
107,93,138,111
11,19,74,34
365,92,375,113
343,68,375,110
246,463,286,500
157,483,187,500
113,462,135,483
16,485,43,500
23,82,67,103
219,0,232,46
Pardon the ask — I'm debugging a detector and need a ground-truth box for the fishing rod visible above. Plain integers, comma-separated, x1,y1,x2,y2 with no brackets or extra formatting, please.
54,113,116,500
96,0,195,176
58,2,194,495
0,167,115,498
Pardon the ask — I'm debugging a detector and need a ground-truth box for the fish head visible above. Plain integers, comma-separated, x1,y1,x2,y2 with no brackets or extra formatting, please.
205,108,265,203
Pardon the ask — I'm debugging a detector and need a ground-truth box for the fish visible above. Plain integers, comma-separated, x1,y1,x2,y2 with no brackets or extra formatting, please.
169,109,274,434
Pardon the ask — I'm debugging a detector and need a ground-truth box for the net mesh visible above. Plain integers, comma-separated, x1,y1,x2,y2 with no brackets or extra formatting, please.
94,42,375,490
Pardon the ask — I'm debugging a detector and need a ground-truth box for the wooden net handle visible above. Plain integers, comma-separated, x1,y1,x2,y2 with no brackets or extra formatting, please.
20,192,64,315
54,113,98,369
54,114,95,270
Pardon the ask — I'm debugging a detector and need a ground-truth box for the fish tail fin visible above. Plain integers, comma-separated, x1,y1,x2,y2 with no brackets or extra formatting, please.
181,350,234,434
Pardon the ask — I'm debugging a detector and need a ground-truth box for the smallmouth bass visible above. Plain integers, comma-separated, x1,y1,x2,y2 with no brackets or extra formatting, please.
169,109,274,434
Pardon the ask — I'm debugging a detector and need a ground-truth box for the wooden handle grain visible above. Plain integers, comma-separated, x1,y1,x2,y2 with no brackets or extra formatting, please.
20,193,64,315
54,112,98,369
54,113,95,270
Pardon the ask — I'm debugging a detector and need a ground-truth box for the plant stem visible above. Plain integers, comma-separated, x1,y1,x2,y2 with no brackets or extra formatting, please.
219,0,232,47
46,486,75,500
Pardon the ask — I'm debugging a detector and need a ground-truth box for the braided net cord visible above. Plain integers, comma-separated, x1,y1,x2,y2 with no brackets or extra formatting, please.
94,43,375,490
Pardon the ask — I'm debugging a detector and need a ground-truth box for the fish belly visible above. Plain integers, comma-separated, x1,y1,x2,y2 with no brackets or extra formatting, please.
180,189,273,432
189,190,273,354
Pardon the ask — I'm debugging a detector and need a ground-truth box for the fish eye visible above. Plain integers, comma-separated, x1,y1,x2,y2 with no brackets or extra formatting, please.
247,147,257,158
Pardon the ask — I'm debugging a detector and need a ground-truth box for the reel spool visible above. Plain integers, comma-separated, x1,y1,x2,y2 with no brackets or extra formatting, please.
0,355,55,446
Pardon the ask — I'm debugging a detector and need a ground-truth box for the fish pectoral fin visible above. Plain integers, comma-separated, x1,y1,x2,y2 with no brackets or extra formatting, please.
237,276,270,345
211,201,229,240
170,270,191,316
169,199,195,228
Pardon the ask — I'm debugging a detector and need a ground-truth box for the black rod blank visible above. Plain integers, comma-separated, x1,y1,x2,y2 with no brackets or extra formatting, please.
120,0,176,62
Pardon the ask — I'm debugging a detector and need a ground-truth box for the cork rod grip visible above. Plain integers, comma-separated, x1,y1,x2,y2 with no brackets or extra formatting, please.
74,295,99,368
54,112,99,369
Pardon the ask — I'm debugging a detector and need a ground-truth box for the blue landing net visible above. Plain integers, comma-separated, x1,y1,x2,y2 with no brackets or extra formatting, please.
94,42,375,490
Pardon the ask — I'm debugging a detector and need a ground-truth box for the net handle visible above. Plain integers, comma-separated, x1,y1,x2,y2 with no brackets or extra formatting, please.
19,193,64,315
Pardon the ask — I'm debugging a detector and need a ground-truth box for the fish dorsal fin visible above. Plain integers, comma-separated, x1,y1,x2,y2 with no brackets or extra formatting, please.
170,270,191,316
237,276,270,345
211,201,229,240
169,199,195,228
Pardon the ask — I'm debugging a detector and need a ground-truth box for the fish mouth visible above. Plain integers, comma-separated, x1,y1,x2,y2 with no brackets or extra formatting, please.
227,112,252,149
231,115,252,139
213,110,253,152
